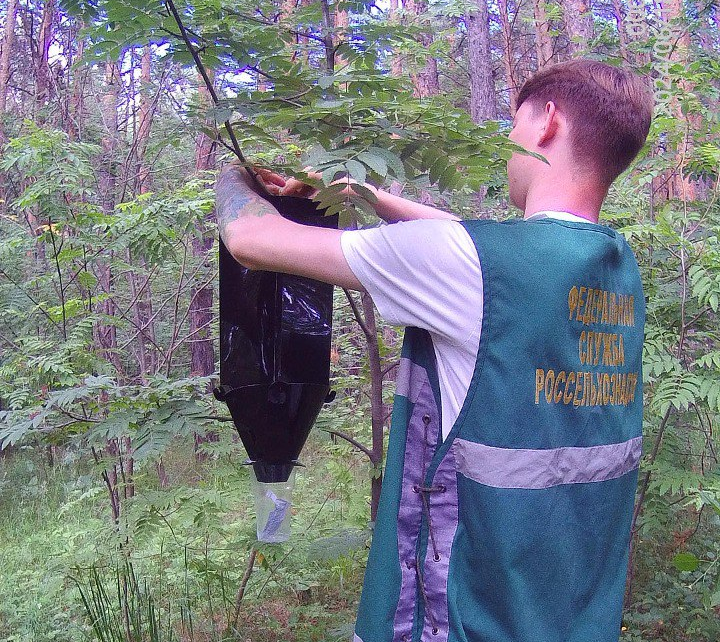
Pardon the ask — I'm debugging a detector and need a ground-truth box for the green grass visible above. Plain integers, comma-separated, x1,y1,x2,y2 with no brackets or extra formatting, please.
0,434,369,642
0,438,718,642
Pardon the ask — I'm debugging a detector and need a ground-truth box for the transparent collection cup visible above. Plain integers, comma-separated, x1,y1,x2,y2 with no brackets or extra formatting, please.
251,468,296,543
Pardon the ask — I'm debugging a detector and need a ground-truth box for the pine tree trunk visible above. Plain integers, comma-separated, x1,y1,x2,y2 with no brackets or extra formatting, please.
663,0,696,202
279,0,300,64
405,0,440,97
67,21,87,140
34,0,55,116
561,0,594,56
0,0,19,213
0,0,19,129
467,0,498,122
334,5,349,71
192,77,218,459
497,0,518,114
533,0,555,68
389,0,404,78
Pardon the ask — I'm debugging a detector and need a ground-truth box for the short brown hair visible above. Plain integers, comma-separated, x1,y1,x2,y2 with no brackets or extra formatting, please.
516,60,653,186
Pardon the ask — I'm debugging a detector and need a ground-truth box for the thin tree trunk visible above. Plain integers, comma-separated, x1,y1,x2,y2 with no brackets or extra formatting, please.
34,0,55,116
317,16,388,520
497,0,518,114
533,0,555,68
561,0,594,56
137,46,153,194
192,76,218,459
103,441,122,524
0,0,19,213
95,60,123,374
123,47,160,379
0,0,19,131
467,0,498,122
361,293,385,523
405,0,440,98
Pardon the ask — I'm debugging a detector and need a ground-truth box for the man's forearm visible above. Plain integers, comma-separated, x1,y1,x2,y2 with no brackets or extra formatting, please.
367,186,460,223
336,178,459,223
215,165,281,248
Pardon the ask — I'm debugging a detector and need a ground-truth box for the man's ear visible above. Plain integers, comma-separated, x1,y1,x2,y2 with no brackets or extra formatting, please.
538,101,560,147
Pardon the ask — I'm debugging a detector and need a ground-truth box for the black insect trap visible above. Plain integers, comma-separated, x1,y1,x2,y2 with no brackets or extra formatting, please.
214,195,336,542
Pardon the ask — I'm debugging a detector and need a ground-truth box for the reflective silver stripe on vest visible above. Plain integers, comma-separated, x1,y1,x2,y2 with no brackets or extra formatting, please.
396,357,429,403
454,436,642,489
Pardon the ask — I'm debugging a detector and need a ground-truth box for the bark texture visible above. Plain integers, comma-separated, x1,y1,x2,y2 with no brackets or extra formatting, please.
663,0,696,202
192,77,218,457
405,0,440,98
34,0,56,114
533,0,555,68
467,0,498,122
67,22,87,140
562,0,594,55
497,0,518,114
0,0,19,125
389,0,404,78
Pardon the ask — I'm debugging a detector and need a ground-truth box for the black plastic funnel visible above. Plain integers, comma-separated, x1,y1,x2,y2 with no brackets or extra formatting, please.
213,194,337,484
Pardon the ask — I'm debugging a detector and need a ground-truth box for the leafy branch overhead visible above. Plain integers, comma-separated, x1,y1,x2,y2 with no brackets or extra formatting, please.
62,0,514,225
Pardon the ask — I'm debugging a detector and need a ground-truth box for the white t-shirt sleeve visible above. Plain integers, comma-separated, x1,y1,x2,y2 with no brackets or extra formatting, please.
340,219,483,347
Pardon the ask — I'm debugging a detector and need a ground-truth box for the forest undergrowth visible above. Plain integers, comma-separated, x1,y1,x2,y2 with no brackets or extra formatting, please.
0,431,370,642
0,438,718,642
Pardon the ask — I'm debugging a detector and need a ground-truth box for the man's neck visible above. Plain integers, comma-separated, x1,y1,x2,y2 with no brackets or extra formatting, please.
521,177,606,224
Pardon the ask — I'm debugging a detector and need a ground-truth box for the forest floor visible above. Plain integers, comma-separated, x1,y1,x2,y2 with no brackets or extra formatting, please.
0,440,717,642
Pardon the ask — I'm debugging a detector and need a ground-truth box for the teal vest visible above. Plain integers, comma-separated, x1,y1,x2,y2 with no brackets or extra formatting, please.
354,218,645,642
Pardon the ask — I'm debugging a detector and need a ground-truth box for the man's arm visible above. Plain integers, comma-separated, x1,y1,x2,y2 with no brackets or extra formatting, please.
364,185,460,223
276,172,460,223
215,164,364,291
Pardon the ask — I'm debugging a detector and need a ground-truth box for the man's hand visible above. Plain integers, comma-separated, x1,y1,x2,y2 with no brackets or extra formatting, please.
219,163,287,198
255,167,367,200
257,167,322,199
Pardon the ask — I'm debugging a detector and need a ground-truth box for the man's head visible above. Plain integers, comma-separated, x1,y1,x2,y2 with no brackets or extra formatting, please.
507,60,653,213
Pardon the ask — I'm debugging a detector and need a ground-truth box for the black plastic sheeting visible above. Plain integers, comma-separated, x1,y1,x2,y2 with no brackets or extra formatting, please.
213,195,337,483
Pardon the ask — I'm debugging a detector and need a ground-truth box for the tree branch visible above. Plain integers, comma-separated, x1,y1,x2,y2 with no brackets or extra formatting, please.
323,429,373,460
230,547,258,631
164,0,247,163
343,288,372,340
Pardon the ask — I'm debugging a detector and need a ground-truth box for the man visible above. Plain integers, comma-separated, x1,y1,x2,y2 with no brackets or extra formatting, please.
216,59,653,642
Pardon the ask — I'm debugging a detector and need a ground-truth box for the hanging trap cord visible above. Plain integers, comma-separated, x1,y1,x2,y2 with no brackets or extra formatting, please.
164,0,264,189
